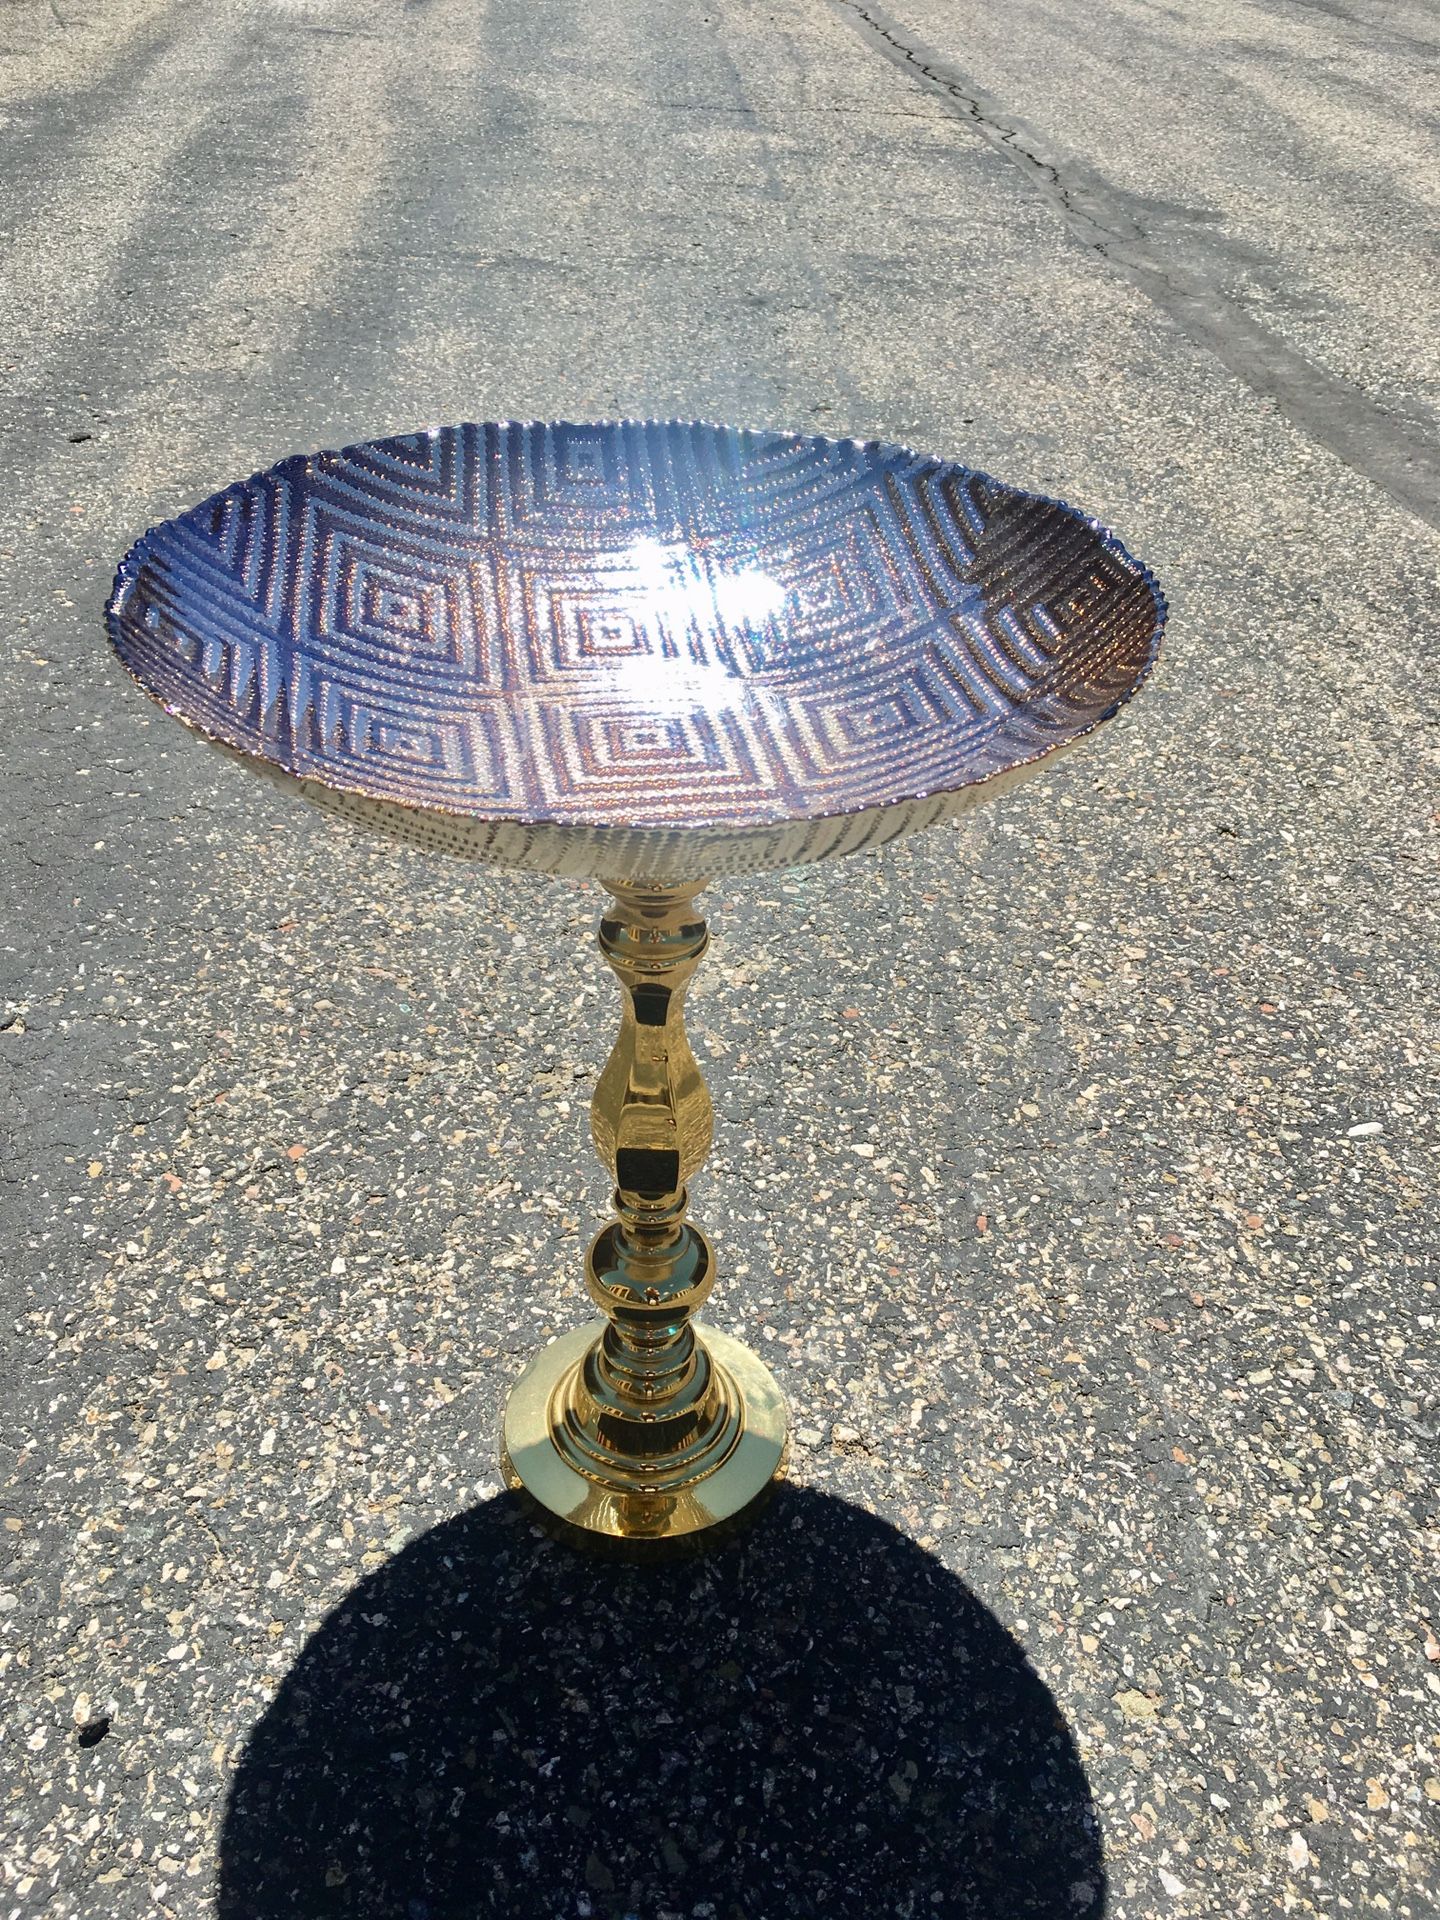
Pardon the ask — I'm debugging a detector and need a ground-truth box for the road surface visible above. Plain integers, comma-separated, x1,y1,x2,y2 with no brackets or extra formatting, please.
1,0,1436,1914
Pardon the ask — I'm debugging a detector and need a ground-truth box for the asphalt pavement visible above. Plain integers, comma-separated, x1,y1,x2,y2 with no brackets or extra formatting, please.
1,0,1436,1915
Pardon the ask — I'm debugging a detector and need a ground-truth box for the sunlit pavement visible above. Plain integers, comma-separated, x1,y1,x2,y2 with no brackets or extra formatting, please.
1,0,1436,1913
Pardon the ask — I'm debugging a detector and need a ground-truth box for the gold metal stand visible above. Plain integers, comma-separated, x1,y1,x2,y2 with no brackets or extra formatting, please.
500,885,787,1540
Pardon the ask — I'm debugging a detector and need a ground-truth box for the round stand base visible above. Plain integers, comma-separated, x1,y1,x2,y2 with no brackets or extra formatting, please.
500,1320,788,1541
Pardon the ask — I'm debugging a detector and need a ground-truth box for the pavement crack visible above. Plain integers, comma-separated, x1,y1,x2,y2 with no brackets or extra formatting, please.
829,0,1440,531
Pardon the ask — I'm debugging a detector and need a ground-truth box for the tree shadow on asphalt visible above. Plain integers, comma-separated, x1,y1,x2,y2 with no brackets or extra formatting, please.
217,1484,1103,1920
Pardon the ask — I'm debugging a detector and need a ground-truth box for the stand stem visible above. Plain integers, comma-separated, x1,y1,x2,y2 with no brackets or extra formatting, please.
566,885,737,1486
500,884,787,1540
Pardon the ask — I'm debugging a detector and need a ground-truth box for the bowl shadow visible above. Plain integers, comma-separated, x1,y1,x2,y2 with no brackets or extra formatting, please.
217,1484,1104,1919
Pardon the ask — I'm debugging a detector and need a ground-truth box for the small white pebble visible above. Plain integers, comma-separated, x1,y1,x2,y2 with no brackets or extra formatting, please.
1158,1869,1186,1896
1346,1121,1383,1138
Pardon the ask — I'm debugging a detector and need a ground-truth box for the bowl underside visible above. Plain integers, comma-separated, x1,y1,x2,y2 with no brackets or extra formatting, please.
107,421,1165,881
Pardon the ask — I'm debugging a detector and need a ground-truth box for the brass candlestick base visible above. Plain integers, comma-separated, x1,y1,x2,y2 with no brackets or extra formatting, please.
501,886,787,1539
502,1321,786,1540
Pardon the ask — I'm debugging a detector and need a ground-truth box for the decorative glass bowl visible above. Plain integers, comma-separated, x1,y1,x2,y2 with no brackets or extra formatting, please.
109,420,1163,883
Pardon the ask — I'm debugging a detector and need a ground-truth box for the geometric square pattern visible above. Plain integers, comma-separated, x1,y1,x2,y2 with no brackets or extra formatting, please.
106,421,1165,877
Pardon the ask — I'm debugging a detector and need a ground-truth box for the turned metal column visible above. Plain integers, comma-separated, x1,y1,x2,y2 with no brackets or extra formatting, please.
500,885,787,1541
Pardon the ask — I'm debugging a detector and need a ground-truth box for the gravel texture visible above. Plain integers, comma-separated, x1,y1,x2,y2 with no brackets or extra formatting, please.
1,0,1437,1916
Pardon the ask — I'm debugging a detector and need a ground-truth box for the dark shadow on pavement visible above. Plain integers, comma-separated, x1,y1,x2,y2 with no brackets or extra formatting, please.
217,1484,1104,1919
